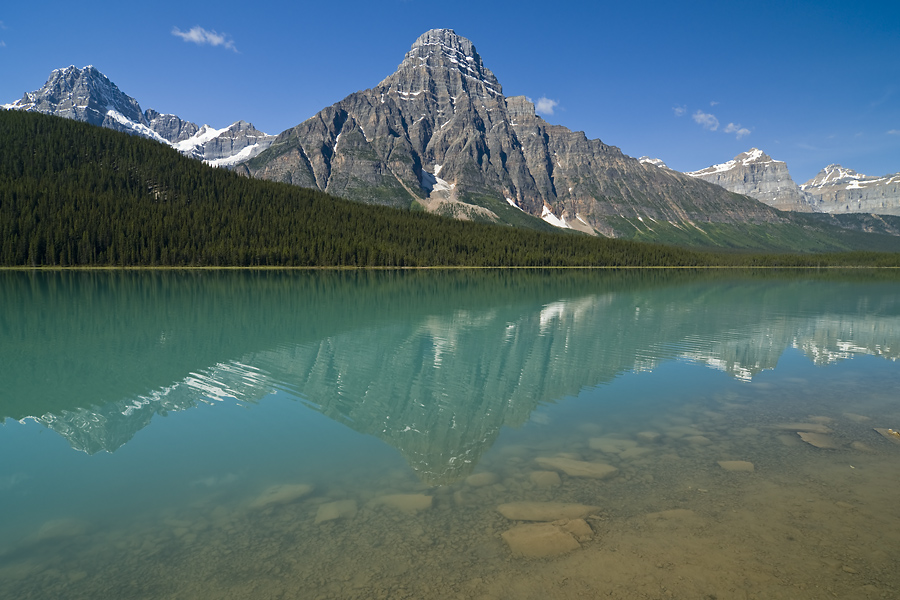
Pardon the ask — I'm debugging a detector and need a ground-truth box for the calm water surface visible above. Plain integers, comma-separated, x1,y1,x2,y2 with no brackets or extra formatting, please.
1,269,899,599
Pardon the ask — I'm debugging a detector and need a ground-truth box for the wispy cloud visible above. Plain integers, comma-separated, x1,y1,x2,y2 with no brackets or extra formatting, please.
692,110,719,131
172,26,237,52
672,105,687,117
724,123,751,140
534,97,559,116
0,41,5,48
888,129,900,135
710,100,719,107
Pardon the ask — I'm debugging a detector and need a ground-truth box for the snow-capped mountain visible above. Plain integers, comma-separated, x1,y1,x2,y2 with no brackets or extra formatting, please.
243,29,786,236
638,156,670,169
800,165,900,215
686,149,819,212
2,65,274,167
686,149,900,216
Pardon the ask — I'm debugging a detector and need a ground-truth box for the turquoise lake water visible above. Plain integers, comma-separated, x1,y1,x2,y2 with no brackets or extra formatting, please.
1,269,899,599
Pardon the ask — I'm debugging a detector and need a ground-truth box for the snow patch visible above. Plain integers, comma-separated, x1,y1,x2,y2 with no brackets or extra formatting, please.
505,197,524,212
541,205,569,229
174,124,229,152
204,144,262,167
420,169,454,194
105,108,169,144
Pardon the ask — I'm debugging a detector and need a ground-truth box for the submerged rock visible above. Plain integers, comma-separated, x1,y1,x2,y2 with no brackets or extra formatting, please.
874,428,900,445
588,437,637,453
534,456,618,479
559,518,594,542
529,470,561,488
636,431,661,442
501,523,580,558
315,500,358,523
772,423,832,434
32,518,90,542
248,483,314,509
497,502,599,522
798,431,840,449
465,472,498,487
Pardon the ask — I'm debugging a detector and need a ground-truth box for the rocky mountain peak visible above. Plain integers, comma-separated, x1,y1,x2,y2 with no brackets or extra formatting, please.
639,156,669,169
245,29,792,236
4,65,276,167
6,64,145,128
801,164,863,189
686,148,817,212
382,28,501,97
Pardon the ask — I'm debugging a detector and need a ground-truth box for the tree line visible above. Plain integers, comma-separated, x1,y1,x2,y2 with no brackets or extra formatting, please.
1,110,898,268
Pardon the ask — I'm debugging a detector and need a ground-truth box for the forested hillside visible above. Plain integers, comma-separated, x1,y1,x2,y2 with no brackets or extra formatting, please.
1,111,899,268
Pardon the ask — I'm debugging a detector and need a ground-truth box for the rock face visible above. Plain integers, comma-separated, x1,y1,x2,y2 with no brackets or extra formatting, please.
686,150,900,217
686,149,819,212
801,165,900,216
2,65,275,167
243,29,785,234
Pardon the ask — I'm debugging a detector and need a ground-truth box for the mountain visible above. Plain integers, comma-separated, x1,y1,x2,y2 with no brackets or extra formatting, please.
687,149,900,217
241,29,790,238
801,165,900,216
2,65,274,167
686,148,819,212
638,157,671,169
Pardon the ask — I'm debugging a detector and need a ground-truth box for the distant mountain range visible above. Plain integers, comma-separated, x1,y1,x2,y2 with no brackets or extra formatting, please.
3,31,899,247
684,148,900,216
2,65,275,167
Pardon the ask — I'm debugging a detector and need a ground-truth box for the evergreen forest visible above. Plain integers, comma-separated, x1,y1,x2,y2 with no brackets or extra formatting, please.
2,110,899,268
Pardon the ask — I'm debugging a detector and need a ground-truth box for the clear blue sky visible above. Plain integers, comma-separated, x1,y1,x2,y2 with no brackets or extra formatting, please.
2,0,897,183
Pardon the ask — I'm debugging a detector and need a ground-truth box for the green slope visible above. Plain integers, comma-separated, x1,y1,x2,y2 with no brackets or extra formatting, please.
2,110,899,267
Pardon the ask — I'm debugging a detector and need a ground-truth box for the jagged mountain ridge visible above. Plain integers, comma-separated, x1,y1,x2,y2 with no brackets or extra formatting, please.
685,148,819,212
243,29,788,235
2,65,275,167
687,149,900,217
801,165,900,215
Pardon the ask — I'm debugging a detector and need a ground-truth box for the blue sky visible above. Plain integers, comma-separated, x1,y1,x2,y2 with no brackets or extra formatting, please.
2,0,897,183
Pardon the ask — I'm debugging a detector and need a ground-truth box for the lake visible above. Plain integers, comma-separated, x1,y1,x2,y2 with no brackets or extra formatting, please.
1,269,899,599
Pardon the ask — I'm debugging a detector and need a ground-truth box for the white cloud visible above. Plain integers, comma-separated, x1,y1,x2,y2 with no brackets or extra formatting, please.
888,129,900,135
534,97,559,116
672,105,687,117
710,100,719,106
692,110,719,131
724,123,751,139
0,41,5,48
172,26,237,52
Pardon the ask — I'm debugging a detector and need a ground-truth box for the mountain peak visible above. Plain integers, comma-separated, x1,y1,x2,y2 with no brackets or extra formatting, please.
4,65,276,166
7,64,146,128
801,164,864,189
686,148,778,177
385,28,501,96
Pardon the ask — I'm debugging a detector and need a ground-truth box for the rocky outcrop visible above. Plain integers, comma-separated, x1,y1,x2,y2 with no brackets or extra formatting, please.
2,65,275,167
686,150,900,217
243,29,785,234
686,148,819,212
801,165,900,216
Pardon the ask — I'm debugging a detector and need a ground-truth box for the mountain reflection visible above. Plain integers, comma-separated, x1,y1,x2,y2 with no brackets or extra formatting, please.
2,270,898,483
